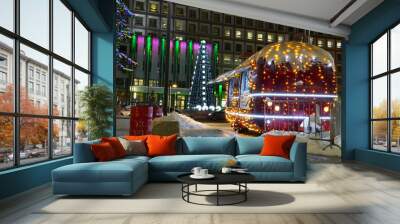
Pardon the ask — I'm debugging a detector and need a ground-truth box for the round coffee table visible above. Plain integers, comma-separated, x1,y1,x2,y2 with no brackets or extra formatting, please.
177,173,255,206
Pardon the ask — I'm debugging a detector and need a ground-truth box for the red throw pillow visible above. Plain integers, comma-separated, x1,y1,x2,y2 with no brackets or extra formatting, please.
260,135,296,159
124,135,148,141
146,134,177,157
101,137,127,158
91,142,117,162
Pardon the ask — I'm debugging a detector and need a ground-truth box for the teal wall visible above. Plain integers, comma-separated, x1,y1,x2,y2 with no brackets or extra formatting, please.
0,0,115,200
343,0,400,171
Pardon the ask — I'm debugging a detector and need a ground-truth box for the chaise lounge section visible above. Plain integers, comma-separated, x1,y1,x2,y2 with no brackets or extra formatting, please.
52,136,307,196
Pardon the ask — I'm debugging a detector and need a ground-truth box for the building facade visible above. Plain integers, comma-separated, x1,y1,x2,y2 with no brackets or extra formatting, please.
116,0,343,111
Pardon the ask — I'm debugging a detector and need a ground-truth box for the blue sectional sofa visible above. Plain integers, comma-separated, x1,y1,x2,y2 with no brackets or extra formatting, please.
52,136,307,196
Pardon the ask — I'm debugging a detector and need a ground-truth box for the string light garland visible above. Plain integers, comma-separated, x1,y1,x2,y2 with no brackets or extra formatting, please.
218,41,337,133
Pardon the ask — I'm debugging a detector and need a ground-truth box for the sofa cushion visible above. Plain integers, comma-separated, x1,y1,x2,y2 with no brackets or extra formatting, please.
236,155,293,172
260,135,296,159
147,134,177,157
236,137,264,155
101,137,127,158
53,158,147,183
149,154,235,172
91,142,118,162
180,137,236,155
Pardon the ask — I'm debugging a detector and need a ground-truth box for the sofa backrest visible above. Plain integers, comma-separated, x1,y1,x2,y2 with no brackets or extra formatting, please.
73,139,100,163
236,136,264,155
179,137,236,155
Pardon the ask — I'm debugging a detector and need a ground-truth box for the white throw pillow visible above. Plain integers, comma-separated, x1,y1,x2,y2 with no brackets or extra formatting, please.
118,137,147,156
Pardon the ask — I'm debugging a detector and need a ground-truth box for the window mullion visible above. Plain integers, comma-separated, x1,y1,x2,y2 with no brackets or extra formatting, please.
388,29,391,152
14,0,21,167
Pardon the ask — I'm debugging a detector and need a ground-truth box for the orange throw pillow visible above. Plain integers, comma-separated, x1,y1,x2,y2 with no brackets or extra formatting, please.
124,135,148,141
146,134,177,157
101,137,126,158
91,142,117,162
260,135,296,159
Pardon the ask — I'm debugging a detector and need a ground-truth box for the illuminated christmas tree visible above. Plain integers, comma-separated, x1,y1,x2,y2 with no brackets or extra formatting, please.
188,40,215,110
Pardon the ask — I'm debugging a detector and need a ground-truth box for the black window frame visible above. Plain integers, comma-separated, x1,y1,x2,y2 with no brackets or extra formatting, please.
370,20,400,154
0,0,92,171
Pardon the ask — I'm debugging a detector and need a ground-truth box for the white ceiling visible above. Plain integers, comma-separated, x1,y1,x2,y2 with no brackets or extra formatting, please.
166,0,384,38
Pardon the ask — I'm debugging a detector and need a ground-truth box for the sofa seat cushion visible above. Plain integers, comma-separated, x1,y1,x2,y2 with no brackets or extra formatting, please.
53,159,147,183
149,155,235,172
236,155,293,172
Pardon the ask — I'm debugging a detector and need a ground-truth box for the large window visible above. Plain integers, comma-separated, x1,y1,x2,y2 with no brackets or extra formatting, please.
370,23,400,153
0,0,91,170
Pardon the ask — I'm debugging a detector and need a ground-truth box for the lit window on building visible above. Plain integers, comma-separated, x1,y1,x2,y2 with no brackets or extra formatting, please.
234,56,242,65
134,79,144,86
223,54,232,64
277,35,284,42
267,33,275,42
309,37,314,44
175,35,184,41
149,1,159,13
336,40,342,48
161,3,168,15
175,20,186,32
161,18,167,30
256,32,264,41
327,40,334,48
317,39,325,47
149,80,159,87
224,28,232,37
247,31,254,40
235,30,242,39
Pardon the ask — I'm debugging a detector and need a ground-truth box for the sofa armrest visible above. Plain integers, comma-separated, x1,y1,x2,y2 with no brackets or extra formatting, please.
289,142,307,181
73,140,100,163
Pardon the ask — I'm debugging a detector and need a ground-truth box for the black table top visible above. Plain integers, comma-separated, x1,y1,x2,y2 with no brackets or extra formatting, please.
177,172,255,185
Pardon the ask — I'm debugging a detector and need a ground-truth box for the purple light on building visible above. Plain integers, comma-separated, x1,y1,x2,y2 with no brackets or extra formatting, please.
193,42,200,55
180,41,187,54
206,43,212,56
152,37,159,54
137,35,144,49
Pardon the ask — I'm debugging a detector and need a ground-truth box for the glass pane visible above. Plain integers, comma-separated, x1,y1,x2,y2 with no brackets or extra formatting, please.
391,72,400,118
53,0,72,60
372,121,388,151
0,0,14,31
391,120,400,153
75,120,88,143
372,76,387,119
53,119,72,157
53,59,72,117
391,24,400,70
20,0,49,49
20,44,49,115
74,18,89,70
74,69,89,118
0,116,14,170
372,33,387,76
20,117,49,165
0,34,14,112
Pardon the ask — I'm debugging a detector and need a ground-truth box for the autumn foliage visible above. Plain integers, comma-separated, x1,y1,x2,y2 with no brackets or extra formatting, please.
0,85,59,151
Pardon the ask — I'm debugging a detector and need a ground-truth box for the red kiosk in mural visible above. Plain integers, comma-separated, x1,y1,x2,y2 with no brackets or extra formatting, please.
214,41,338,134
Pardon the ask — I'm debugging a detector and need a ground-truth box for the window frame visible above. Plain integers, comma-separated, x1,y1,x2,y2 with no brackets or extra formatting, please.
370,21,400,154
0,0,92,171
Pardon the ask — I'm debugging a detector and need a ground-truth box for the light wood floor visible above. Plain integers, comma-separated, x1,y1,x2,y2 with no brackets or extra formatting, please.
1,158,400,224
